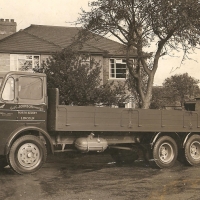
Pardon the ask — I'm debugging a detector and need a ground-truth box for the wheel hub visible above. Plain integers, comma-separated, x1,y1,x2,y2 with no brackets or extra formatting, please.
161,147,168,159
18,143,40,168
190,141,200,160
27,152,32,158
159,143,173,163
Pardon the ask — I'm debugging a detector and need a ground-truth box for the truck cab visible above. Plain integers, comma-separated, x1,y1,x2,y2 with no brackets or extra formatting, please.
0,71,53,174
0,71,47,105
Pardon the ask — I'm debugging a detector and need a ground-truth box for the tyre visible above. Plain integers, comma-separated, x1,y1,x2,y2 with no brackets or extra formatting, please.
0,155,8,168
8,135,47,174
153,136,178,168
184,134,200,166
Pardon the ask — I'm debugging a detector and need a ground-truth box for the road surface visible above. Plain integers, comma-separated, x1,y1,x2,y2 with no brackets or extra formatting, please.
1,152,200,200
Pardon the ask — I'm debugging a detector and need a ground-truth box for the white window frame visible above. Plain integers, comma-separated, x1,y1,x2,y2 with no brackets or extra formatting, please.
81,55,91,66
109,58,134,79
17,55,40,71
10,54,40,72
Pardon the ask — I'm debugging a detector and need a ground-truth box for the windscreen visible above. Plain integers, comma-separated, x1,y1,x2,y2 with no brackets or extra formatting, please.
19,76,43,100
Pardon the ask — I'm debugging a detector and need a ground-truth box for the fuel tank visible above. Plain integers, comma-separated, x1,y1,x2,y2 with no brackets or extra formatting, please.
75,133,108,152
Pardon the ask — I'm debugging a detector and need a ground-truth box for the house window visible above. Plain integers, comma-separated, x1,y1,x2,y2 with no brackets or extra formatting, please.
110,59,133,79
81,54,91,67
10,54,40,72
18,55,40,71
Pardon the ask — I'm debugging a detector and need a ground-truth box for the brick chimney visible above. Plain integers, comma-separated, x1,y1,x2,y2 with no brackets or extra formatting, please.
0,19,17,40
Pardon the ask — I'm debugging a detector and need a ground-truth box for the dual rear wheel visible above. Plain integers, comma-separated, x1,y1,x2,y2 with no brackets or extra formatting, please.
152,136,177,168
184,134,200,166
152,135,200,168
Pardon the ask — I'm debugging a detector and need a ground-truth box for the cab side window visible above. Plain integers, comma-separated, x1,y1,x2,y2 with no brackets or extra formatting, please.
2,77,15,101
19,77,43,100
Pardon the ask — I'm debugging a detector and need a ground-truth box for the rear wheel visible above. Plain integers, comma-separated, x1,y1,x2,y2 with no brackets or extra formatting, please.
153,136,178,168
184,134,200,166
8,135,47,174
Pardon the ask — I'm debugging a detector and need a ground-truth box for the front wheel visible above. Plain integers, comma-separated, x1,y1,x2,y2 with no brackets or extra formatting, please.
8,135,47,174
153,136,178,168
184,134,200,166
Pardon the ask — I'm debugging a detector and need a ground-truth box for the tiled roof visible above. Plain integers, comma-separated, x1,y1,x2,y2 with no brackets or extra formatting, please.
0,33,14,40
0,24,137,56
25,25,80,48
0,30,61,53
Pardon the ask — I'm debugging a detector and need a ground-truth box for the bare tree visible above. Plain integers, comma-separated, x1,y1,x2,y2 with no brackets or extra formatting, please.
78,0,200,108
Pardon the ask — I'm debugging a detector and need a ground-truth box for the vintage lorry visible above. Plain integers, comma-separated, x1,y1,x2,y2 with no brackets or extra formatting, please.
0,71,200,174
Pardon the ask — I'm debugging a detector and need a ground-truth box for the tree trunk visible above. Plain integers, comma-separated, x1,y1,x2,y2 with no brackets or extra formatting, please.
141,93,152,109
140,73,155,109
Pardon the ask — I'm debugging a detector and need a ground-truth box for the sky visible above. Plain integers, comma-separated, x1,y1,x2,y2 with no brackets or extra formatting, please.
0,0,199,86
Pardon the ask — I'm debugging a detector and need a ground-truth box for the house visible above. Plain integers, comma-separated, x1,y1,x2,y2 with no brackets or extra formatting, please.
0,21,137,82
0,21,138,107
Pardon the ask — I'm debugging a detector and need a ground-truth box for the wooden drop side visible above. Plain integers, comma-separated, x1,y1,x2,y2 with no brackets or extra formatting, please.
47,89,200,133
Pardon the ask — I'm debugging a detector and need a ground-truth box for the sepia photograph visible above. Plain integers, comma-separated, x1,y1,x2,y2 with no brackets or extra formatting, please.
0,0,200,199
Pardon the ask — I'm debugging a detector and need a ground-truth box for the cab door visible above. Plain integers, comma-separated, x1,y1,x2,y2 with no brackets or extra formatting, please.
0,75,18,154
16,74,47,127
